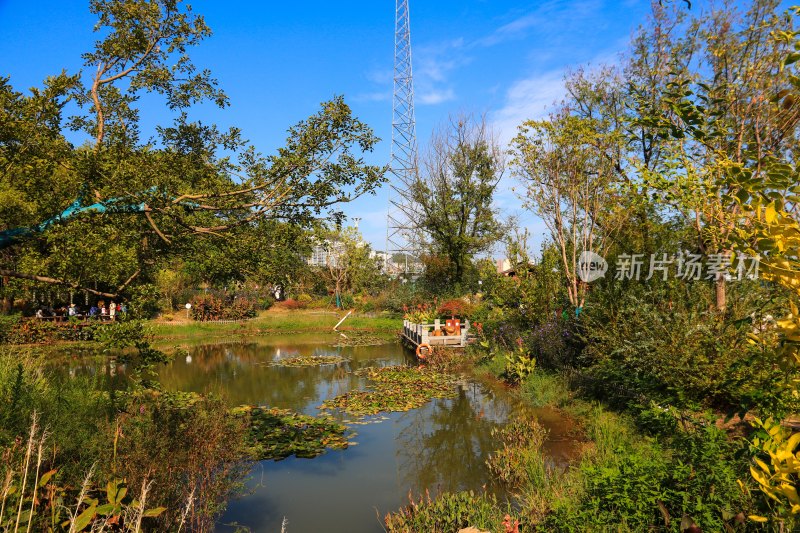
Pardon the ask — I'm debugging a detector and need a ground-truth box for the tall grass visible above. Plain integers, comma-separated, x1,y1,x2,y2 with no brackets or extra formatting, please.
0,342,253,532
520,370,571,408
150,309,400,340
0,413,168,532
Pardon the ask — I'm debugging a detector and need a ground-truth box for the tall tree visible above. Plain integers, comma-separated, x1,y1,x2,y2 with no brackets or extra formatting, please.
640,0,794,311
0,0,385,309
512,110,626,308
559,4,697,259
405,115,505,286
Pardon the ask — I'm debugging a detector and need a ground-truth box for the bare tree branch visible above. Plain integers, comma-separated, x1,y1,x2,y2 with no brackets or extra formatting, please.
0,269,118,299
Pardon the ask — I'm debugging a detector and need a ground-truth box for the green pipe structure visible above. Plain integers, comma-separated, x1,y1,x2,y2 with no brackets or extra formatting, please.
0,196,146,251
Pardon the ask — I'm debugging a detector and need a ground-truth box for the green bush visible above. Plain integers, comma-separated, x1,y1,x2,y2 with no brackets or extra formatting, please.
127,283,161,319
502,347,536,384
0,348,114,479
384,490,511,533
0,347,254,532
486,418,548,489
547,416,750,532
275,298,306,310
2,319,100,344
475,243,567,354
437,298,476,318
0,416,167,532
550,442,670,530
190,293,258,321
382,281,429,314
521,371,571,408
0,314,20,343
113,391,253,531
475,348,506,378
338,293,355,309
578,284,799,416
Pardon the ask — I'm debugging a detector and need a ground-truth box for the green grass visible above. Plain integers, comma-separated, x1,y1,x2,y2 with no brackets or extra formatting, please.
521,370,572,408
149,310,401,342
469,360,754,531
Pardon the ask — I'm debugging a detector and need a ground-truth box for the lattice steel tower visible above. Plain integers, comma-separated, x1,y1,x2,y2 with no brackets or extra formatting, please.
385,0,418,274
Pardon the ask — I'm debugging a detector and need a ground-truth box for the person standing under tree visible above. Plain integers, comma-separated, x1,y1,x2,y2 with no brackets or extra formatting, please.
109,301,117,321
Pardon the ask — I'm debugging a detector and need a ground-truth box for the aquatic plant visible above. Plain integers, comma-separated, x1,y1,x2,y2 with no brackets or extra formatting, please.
486,418,548,489
384,490,513,532
269,355,347,367
320,366,459,417
501,340,536,385
233,406,352,460
332,331,388,347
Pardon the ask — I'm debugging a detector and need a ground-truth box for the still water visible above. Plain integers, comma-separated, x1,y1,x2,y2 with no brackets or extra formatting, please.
58,335,576,532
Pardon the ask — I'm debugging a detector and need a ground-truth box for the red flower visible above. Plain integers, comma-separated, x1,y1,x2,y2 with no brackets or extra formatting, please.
502,514,520,533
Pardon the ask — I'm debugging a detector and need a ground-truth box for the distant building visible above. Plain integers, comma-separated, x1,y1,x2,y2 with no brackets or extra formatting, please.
309,235,422,276
496,257,536,277
496,258,513,275
379,252,423,276
307,239,347,268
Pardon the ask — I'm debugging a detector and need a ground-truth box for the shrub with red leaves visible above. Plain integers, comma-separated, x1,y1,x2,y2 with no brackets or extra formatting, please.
436,298,475,318
275,298,306,310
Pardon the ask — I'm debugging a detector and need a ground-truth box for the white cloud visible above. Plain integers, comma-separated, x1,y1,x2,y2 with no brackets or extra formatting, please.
353,90,391,103
488,70,566,253
360,39,463,108
490,70,565,145
476,12,541,47
412,39,466,106
365,68,393,85
474,1,604,49
418,88,455,105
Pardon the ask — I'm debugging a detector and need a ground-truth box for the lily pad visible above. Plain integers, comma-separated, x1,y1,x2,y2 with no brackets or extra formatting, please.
320,366,459,417
332,331,390,347
270,355,347,367
234,406,352,460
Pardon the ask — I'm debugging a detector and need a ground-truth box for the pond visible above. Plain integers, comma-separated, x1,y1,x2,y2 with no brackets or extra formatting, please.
56,335,577,533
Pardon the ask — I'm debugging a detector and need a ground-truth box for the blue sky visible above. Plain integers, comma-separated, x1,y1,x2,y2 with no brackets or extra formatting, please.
0,0,658,253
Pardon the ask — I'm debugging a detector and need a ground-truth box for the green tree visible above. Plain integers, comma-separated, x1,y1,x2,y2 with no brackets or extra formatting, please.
0,0,385,311
625,3,800,523
638,0,794,311
405,115,505,287
512,111,627,308
317,226,384,306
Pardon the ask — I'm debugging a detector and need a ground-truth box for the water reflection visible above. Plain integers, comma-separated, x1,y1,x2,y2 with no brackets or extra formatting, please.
395,383,511,495
49,338,577,533
153,339,411,413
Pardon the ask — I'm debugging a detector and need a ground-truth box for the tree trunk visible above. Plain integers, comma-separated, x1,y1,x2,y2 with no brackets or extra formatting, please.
1,275,12,314
453,256,464,286
715,277,726,312
1,296,12,314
